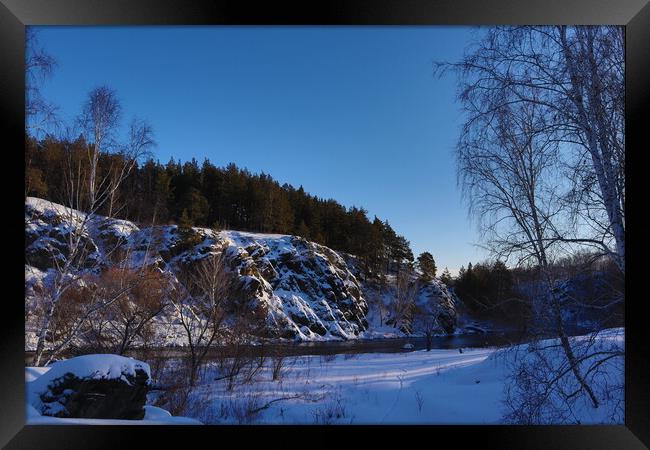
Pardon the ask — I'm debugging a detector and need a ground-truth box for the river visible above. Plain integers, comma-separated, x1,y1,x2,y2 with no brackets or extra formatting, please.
26,328,582,364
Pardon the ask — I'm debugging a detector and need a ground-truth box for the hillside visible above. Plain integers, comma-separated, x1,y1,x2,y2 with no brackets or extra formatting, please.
25,197,457,349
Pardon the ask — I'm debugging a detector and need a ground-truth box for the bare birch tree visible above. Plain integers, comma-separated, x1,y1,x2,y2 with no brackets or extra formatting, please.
438,27,625,420
456,84,605,412
30,86,155,366
25,28,60,138
391,268,419,333
78,86,122,209
436,26,625,273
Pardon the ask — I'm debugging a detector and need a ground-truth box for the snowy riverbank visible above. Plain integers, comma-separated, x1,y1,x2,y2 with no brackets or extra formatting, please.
25,328,623,425
156,328,625,424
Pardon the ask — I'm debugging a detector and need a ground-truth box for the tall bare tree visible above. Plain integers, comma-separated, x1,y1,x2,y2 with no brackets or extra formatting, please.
436,26,625,273
391,267,419,332
25,29,59,200
30,86,155,366
78,85,122,209
439,27,625,418
25,28,59,138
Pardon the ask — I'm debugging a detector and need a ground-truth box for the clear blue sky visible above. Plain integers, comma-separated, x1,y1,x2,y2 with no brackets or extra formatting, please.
33,26,487,275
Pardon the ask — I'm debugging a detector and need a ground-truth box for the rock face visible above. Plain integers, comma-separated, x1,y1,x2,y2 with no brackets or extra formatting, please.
359,274,458,337
24,197,457,344
25,198,371,342
414,279,457,334
227,232,369,339
25,200,101,271
28,355,151,419
132,225,370,340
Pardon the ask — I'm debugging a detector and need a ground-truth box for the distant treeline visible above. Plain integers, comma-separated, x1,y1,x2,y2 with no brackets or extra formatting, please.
25,135,415,276
450,255,623,329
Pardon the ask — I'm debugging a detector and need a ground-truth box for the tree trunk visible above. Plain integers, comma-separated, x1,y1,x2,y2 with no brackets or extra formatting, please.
545,271,600,409
549,290,600,408
559,26,624,273
33,295,58,366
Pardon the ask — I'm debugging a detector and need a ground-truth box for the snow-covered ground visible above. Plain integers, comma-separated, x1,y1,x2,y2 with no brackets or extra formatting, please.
24,329,624,425
26,404,201,425
184,346,501,424
165,328,624,424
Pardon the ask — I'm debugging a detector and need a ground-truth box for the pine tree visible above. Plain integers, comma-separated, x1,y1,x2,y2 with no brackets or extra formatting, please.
25,135,425,264
417,252,437,280
295,219,310,239
179,208,192,230
440,267,452,285
153,167,172,222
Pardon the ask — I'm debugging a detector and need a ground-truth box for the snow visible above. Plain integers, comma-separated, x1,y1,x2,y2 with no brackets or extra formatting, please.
169,328,623,424
25,366,50,382
23,329,623,425
224,230,291,243
30,354,151,387
184,346,501,424
26,197,87,223
26,404,201,425
27,354,153,418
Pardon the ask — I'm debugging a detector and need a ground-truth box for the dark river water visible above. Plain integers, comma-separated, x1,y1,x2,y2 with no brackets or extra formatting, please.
25,330,540,364
124,330,531,362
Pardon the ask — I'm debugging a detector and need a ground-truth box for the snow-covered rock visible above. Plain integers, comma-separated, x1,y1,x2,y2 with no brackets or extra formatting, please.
360,275,458,338
25,198,101,271
25,361,202,424
27,354,151,419
24,197,457,344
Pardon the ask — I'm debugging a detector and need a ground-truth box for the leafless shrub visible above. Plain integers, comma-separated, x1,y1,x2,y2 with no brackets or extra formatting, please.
212,333,267,390
415,390,425,413
171,250,231,387
501,330,624,424
271,354,287,381
227,392,264,424
311,391,347,424
84,266,169,354
151,360,194,416
182,389,216,424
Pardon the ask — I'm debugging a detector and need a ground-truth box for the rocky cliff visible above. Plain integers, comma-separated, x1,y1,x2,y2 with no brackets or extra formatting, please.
25,197,456,346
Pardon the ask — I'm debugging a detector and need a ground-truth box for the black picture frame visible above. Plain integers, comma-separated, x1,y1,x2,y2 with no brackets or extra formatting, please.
1,0,647,448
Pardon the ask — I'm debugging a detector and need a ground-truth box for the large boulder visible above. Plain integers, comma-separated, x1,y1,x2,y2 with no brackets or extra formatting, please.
28,354,151,420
